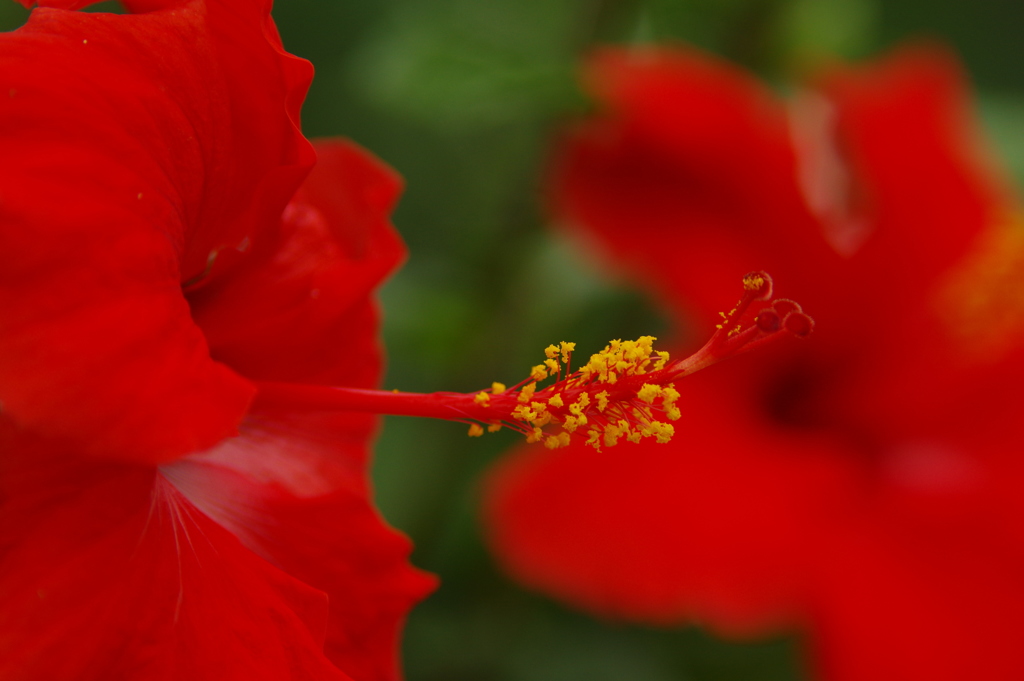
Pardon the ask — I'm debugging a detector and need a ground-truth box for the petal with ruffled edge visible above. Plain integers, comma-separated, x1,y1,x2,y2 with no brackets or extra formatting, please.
0,0,313,464
0,420,352,681
550,46,1001,352
164,409,437,681
549,46,837,327
178,139,435,681
189,139,407,390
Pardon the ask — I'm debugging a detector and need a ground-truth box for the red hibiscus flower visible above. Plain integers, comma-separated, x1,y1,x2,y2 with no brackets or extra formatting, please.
483,44,1024,680
0,1,434,679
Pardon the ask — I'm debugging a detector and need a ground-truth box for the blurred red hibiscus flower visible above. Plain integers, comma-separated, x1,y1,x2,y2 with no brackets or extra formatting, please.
0,1,434,679
483,44,1024,681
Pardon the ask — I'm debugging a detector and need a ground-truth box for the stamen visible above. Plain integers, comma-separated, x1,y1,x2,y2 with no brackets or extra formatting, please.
253,271,812,450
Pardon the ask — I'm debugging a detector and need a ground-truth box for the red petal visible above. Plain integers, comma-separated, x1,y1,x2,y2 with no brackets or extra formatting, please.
811,44,1003,345
189,139,407,387
550,45,1003,353
165,409,437,681
0,0,313,463
809,475,1024,681
483,369,855,634
549,46,838,325
0,421,352,681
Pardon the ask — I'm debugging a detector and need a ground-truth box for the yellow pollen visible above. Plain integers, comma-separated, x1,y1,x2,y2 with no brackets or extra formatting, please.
560,341,576,364
512,404,536,421
569,393,590,416
544,432,572,449
637,383,662,404
475,336,684,449
468,423,484,437
530,402,553,427
743,274,766,291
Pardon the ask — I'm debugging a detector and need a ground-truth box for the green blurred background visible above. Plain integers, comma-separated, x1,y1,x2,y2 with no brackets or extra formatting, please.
4,1,1023,679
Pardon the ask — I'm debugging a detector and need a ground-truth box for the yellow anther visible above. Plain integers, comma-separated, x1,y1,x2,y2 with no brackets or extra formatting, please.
491,382,506,394
603,422,625,448
503,335,684,451
569,393,590,416
655,422,674,443
474,391,490,406
637,383,662,404
487,423,502,433
530,402,553,427
512,405,536,421
544,432,571,449
468,423,484,437
640,421,674,443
